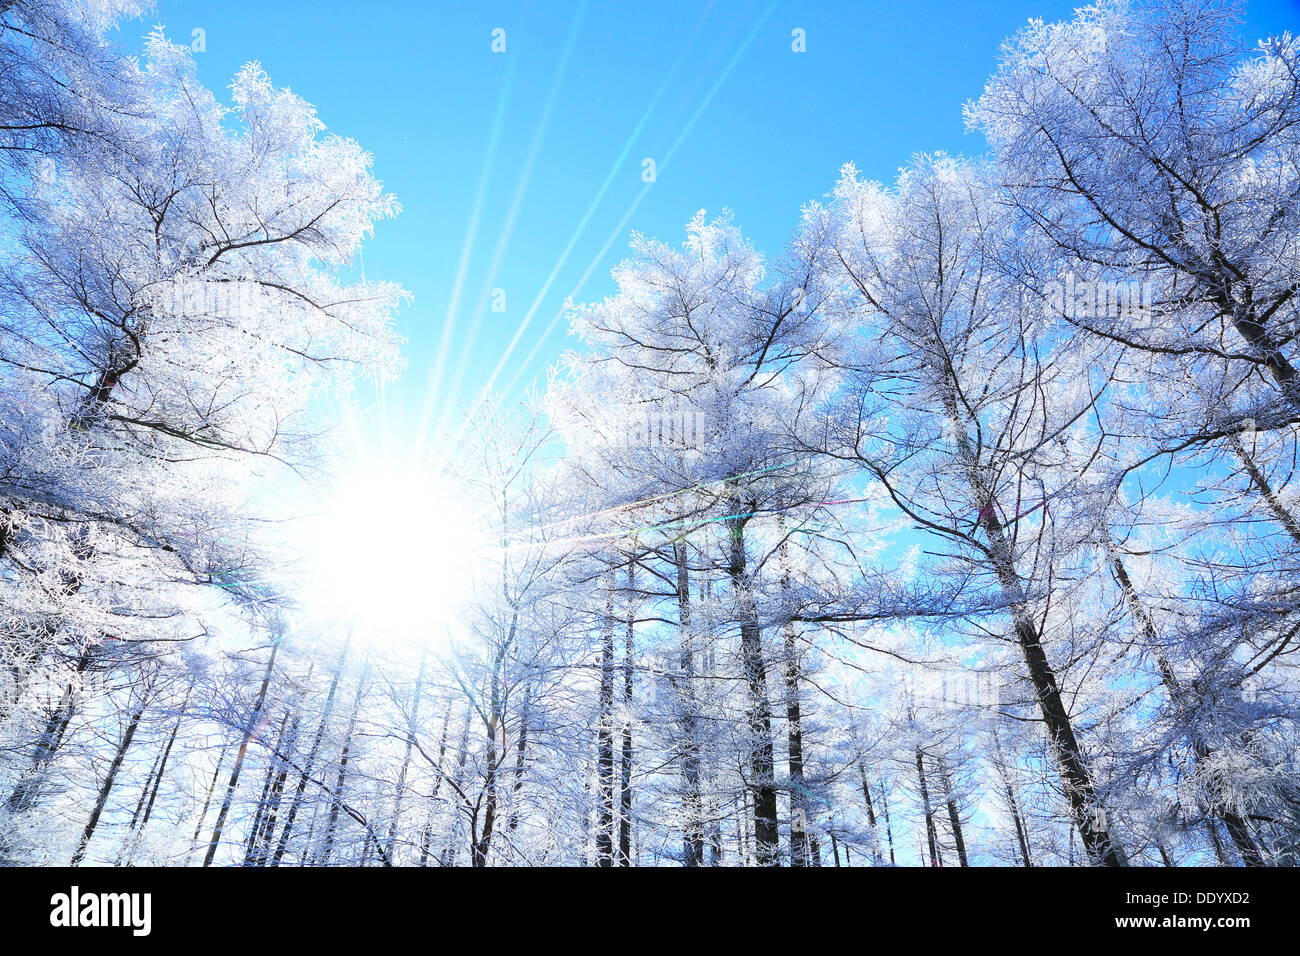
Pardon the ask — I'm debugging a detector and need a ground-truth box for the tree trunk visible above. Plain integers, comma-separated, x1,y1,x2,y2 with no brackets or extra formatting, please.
937,755,969,866
271,639,349,866
595,584,616,867
246,702,300,866
507,688,531,835
243,708,291,865
780,521,811,867
204,637,280,866
443,706,471,866
881,785,896,864
916,747,940,866
71,694,148,865
320,654,368,865
418,708,453,865
119,724,169,864
859,763,882,863
991,727,1032,867
124,709,181,866
618,562,636,865
945,394,1124,866
4,647,93,817
185,745,228,865
1108,551,1263,866
725,512,779,866
387,650,426,863
672,542,705,866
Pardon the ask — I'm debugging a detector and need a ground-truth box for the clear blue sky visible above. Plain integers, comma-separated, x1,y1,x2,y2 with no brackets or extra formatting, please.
136,0,1299,448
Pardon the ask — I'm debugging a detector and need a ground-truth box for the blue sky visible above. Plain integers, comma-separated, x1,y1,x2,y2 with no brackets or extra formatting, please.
139,0,1299,452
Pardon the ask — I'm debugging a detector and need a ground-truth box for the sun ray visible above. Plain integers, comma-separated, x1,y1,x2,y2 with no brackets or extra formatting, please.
431,0,593,451
493,0,781,401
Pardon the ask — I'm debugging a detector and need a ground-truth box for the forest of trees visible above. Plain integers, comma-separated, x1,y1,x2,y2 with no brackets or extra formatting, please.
2,0,1299,867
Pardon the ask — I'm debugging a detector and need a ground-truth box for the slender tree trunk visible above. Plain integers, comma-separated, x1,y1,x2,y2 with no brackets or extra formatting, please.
185,745,228,865
506,687,531,834
700,567,724,868
5,647,93,816
1206,817,1230,866
246,702,300,866
672,542,704,866
119,730,168,864
443,705,471,867
204,638,280,866
991,727,1031,867
779,521,811,867
243,708,291,865
272,639,348,866
1231,435,1300,548
725,512,779,866
71,694,148,865
618,562,635,865
320,655,368,865
418,708,453,866
300,800,322,867
123,709,182,866
739,791,752,866
945,395,1124,866
881,786,896,864
595,585,616,867
916,746,940,867
859,763,883,864
387,650,426,863
937,755,969,866
1109,551,1263,866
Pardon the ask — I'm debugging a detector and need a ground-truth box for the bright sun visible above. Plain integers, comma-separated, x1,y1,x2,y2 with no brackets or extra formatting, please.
300,464,482,651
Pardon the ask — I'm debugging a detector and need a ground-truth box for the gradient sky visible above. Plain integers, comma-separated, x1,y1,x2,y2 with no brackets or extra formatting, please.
133,0,1299,453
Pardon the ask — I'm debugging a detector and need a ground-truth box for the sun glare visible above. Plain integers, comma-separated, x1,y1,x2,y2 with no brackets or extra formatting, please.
300,465,483,651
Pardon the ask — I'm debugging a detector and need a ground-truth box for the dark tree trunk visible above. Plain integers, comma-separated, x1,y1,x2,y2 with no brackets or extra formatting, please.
945,393,1124,866
119,726,168,864
937,755,969,866
5,647,93,817
881,786,896,864
418,708,453,866
916,747,940,867
507,688,531,834
672,542,704,866
595,587,616,867
860,764,883,864
246,701,301,867
243,708,291,865
387,650,426,862
186,745,228,865
618,562,635,865
71,694,148,865
271,639,348,866
725,512,779,866
780,522,811,867
1109,552,1263,866
124,710,181,865
320,655,368,865
991,728,1031,867
204,638,280,867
